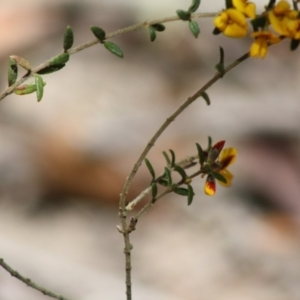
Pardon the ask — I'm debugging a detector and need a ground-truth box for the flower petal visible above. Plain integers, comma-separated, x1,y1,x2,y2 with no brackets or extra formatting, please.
205,174,216,196
217,169,233,187
219,147,237,169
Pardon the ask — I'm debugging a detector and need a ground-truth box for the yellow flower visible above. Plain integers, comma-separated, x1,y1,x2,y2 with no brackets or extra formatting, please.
268,1,300,39
250,31,281,58
204,141,237,196
233,0,256,18
214,8,248,38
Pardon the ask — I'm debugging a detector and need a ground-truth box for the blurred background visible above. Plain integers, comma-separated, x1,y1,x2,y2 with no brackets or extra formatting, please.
0,0,300,299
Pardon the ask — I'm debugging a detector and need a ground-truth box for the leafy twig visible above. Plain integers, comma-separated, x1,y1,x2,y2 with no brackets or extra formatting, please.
0,258,73,300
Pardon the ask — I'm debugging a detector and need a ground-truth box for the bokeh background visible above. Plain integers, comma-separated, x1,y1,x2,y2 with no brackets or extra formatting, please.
1,0,300,299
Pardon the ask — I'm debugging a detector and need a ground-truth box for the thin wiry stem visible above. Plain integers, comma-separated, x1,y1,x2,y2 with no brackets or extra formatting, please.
0,258,72,300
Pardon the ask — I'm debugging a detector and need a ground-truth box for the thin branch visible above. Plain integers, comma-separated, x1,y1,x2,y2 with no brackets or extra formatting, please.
0,258,73,300
0,12,216,102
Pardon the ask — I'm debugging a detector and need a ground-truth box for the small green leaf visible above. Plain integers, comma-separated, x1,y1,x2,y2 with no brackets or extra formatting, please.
10,55,31,71
196,143,205,166
290,39,300,51
187,185,195,205
215,46,225,75
207,136,212,150
164,167,172,186
63,26,74,51
201,91,210,105
90,26,106,41
189,20,200,38
157,178,168,186
169,149,176,167
149,26,157,42
173,165,187,181
152,23,166,32
104,41,124,58
151,182,158,199
174,187,189,196
162,151,171,166
49,53,70,65
8,58,18,86
144,158,156,180
212,27,221,35
176,9,191,21
35,74,44,102
14,83,37,95
37,64,66,75
211,171,227,184
188,0,201,13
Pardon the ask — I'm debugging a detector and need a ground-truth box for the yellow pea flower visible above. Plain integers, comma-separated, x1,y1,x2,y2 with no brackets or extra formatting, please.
233,0,256,18
214,8,248,38
250,31,281,59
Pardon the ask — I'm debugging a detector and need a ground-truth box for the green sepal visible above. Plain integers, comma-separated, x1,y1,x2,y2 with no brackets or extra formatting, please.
189,20,200,38
176,9,191,21
169,149,176,167
157,178,168,186
212,27,221,35
201,91,210,105
215,46,225,75
225,0,234,9
37,64,66,75
290,39,300,51
8,58,18,86
187,184,195,205
90,26,106,42
174,187,189,196
164,167,172,186
152,23,165,32
144,158,156,180
250,16,267,32
188,0,201,13
162,151,171,166
196,143,205,166
149,26,157,42
211,171,227,184
49,53,70,65
104,41,124,58
63,26,74,51
151,182,158,199
10,55,31,71
173,165,187,181
35,74,44,102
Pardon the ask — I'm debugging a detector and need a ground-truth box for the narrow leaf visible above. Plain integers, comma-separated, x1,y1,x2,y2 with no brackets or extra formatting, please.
149,26,157,42
207,136,212,150
152,23,166,32
188,0,201,13
169,149,176,167
201,91,210,105
63,26,74,51
8,58,18,86
196,143,205,165
90,26,106,41
14,83,37,95
10,55,31,71
35,74,44,102
157,178,168,186
104,41,124,58
215,46,225,75
162,151,171,166
211,171,227,184
37,64,66,75
187,185,195,205
189,20,200,38
174,187,189,196
164,167,172,186
151,182,158,199
173,165,187,181
176,9,191,21
49,53,69,65
144,158,156,179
